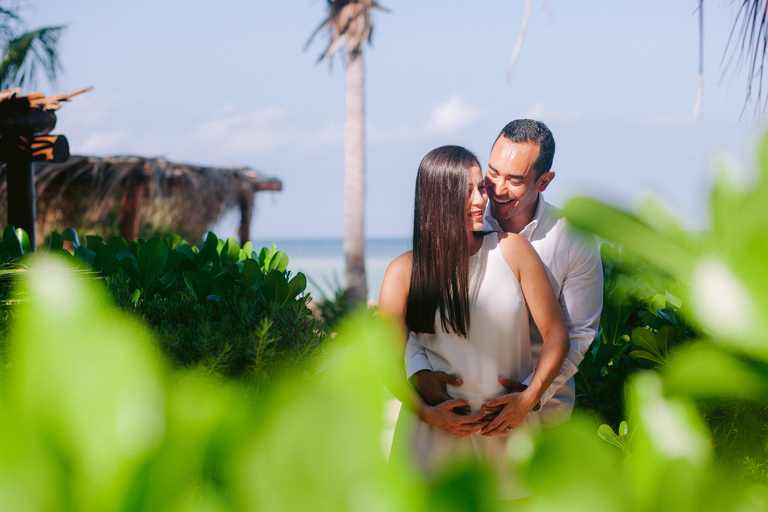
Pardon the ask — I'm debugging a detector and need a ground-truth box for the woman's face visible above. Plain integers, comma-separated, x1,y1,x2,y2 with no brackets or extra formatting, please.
465,163,487,233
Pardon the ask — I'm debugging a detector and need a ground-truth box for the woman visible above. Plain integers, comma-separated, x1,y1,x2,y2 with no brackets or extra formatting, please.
379,145,568,499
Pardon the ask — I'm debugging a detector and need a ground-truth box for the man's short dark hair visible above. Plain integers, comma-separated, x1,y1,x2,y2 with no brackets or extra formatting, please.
495,119,555,179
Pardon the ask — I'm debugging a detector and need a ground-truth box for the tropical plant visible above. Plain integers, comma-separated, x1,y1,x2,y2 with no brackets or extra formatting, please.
0,227,326,389
575,243,702,428
306,0,386,307
0,5,63,90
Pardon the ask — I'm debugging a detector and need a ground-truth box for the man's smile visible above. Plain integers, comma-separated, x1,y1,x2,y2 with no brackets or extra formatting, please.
490,194,514,205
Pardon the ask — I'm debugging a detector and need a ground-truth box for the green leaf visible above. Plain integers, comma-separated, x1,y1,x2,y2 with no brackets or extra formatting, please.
61,227,81,249
262,270,289,304
92,244,118,276
287,272,307,303
74,245,96,268
631,328,662,359
629,350,666,366
47,231,63,252
258,245,275,268
16,227,30,252
116,250,140,281
655,326,673,359
85,235,104,252
193,270,218,299
174,243,196,262
195,232,219,271
240,258,263,289
270,251,289,272
108,236,129,254
2,225,22,259
565,197,695,278
130,288,140,306
137,238,167,291
220,237,241,266
162,233,183,250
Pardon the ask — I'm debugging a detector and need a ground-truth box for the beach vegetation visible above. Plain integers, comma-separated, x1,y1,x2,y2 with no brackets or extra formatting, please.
0,228,326,392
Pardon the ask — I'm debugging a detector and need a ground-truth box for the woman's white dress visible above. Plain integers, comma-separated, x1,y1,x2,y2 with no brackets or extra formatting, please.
391,234,537,499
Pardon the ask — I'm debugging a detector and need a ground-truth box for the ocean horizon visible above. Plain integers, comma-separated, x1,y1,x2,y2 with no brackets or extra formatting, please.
250,238,411,302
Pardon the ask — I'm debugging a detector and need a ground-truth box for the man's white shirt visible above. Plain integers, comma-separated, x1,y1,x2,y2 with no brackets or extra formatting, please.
404,193,603,427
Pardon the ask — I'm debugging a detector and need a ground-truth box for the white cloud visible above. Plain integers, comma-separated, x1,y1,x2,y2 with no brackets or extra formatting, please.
57,92,124,127
524,103,586,123
425,95,486,134
76,129,129,155
188,105,293,155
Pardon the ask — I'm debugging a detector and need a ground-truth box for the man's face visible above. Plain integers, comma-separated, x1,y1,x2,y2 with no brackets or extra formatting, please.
485,138,554,233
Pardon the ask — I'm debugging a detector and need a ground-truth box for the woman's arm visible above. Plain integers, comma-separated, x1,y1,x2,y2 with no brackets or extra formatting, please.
379,253,486,437
481,234,569,436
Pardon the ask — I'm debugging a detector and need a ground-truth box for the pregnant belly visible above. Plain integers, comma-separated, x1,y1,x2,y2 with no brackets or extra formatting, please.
446,381,507,412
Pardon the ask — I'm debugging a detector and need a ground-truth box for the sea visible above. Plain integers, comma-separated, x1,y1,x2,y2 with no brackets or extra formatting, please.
251,238,411,303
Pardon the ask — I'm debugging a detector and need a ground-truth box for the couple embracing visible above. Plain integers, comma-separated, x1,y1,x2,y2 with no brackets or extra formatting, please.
379,119,603,500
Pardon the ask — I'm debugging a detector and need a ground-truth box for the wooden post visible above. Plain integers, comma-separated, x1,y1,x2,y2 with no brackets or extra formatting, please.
238,189,254,245
2,134,36,250
119,179,144,241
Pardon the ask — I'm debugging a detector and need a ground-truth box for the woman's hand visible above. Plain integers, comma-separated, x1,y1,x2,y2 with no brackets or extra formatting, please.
418,399,487,438
479,384,538,436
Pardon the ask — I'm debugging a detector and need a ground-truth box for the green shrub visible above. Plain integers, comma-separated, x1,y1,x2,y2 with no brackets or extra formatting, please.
310,276,351,333
0,227,327,391
576,243,702,428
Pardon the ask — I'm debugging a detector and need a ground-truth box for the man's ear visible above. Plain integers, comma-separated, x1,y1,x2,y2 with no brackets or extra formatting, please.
537,171,555,192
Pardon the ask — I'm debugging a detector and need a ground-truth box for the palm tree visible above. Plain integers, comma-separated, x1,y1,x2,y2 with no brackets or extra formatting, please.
307,0,384,308
0,6,63,91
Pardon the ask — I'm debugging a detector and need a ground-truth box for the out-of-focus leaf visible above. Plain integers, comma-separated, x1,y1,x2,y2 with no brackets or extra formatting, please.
47,231,63,252
7,255,165,510
664,343,768,400
229,311,425,512
565,197,694,278
61,227,80,249
3,225,22,259
15,228,30,252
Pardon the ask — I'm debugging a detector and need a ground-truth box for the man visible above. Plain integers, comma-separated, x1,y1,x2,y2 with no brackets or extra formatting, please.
406,119,603,428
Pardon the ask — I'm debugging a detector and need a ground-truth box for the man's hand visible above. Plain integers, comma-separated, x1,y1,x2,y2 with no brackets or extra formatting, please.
419,399,486,438
411,369,469,413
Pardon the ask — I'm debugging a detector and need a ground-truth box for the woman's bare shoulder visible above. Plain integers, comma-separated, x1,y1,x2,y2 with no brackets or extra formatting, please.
379,251,413,318
497,233,540,271
384,251,413,280
497,232,536,254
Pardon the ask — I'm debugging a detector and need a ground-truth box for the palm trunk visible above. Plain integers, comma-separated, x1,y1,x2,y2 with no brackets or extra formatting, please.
344,48,368,307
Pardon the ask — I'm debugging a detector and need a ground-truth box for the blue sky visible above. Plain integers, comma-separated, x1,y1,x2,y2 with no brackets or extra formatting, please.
21,0,768,239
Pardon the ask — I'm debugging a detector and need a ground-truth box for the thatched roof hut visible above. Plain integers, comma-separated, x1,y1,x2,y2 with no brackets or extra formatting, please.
0,155,282,245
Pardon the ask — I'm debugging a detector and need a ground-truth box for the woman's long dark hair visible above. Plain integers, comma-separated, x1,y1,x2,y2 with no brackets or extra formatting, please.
405,145,480,337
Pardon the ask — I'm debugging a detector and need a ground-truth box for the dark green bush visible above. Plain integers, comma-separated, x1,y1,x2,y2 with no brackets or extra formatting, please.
576,243,701,428
0,226,327,392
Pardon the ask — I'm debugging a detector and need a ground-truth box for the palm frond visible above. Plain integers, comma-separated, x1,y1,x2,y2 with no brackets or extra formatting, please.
722,0,768,115
305,0,385,65
0,26,64,90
